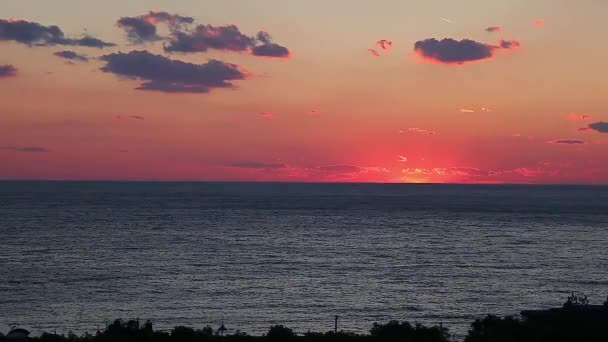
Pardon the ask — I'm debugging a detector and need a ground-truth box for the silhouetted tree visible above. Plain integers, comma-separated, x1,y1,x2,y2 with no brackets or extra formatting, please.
465,316,527,342
266,325,296,339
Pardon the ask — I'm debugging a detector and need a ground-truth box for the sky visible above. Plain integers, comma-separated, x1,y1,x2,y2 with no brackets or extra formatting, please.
1,0,607,183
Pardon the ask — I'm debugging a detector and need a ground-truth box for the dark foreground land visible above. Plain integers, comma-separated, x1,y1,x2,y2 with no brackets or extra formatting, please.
4,296,608,342
4,300,608,342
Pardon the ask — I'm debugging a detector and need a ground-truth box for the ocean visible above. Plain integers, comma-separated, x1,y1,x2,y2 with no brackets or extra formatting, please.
1,181,608,337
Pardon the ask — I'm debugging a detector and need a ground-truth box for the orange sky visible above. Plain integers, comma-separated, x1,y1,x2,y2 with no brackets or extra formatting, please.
1,0,607,183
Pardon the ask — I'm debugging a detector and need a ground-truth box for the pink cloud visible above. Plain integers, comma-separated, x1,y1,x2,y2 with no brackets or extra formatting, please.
407,128,436,135
259,111,273,118
368,48,380,57
567,112,592,121
376,39,393,51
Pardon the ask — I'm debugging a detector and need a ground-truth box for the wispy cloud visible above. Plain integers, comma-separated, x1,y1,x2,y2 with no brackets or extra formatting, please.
368,48,380,57
549,139,586,145
567,112,592,121
228,161,286,169
259,111,273,118
376,39,392,51
406,128,436,135
485,26,502,33
0,146,50,152
54,50,88,62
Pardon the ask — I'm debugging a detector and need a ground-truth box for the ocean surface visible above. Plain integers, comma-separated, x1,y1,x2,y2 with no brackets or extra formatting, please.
1,182,608,338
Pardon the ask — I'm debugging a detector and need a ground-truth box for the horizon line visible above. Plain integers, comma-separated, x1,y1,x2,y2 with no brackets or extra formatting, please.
0,179,607,186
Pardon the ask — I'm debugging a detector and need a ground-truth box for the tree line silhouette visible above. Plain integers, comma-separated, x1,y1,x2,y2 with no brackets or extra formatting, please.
3,309,608,342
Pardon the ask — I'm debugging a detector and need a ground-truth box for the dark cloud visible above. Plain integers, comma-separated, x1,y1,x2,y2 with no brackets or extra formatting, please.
588,121,608,133
413,38,520,65
256,31,272,44
0,146,49,152
0,19,114,48
499,39,520,49
229,161,286,169
129,115,145,120
164,24,256,53
164,25,291,58
251,42,290,58
550,139,585,144
251,32,290,58
117,17,158,43
100,50,248,93
0,64,17,77
54,50,88,62
117,11,194,43
0,19,64,45
485,26,501,32
66,35,115,48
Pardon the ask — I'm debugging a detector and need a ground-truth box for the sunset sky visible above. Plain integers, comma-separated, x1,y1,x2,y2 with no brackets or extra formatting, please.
1,0,607,183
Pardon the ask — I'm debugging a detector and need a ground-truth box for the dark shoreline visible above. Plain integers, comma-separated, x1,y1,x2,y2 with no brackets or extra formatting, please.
4,302,608,342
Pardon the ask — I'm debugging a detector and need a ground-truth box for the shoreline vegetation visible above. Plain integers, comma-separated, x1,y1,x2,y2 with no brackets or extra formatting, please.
3,298,608,342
